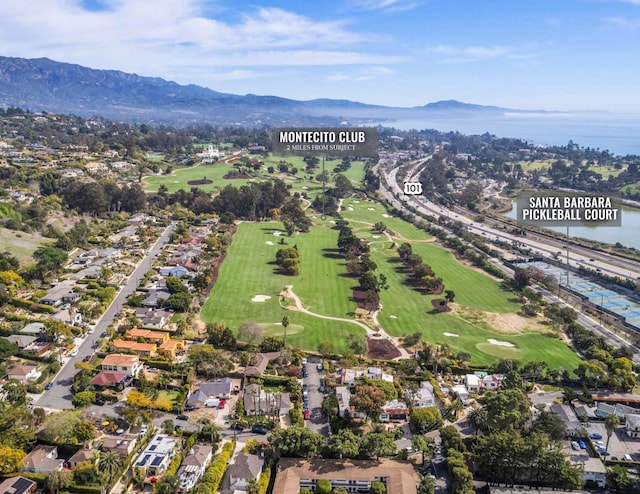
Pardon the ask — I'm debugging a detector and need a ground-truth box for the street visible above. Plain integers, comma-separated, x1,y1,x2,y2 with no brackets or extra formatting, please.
36,223,176,410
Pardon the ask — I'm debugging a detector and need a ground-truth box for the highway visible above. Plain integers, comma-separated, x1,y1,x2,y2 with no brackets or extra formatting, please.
36,222,176,411
375,159,640,363
382,163,640,282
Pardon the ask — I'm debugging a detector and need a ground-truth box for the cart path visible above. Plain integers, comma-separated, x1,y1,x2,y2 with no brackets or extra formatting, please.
281,285,411,359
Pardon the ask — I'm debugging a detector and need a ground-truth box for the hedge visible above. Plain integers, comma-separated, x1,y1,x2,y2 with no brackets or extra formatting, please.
197,440,236,494
256,467,271,494
164,453,183,477
67,484,103,494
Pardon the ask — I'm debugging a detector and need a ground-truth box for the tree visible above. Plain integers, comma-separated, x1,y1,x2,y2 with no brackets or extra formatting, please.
444,290,456,304
0,446,25,474
316,479,332,494
238,321,263,345
359,431,396,459
75,420,97,445
33,246,68,278
501,370,524,390
281,315,290,346
260,336,284,353
268,427,324,458
188,344,233,378
155,474,180,494
318,340,335,357
72,390,96,408
350,385,386,420
347,333,367,357
530,409,566,440
126,390,153,409
324,429,361,459
482,388,531,432
439,425,464,453
166,275,187,294
98,450,123,485
163,419,175,434
418,474,436,494
164,291,192,312
412,434,435,465
45,470,71,494
410,407,442,434
467,407,489,436
370,482,386,494
605,413,620,452
206,322,237,350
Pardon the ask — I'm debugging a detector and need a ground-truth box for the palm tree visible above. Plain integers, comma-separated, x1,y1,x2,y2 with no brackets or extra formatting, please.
447,398,464,421
605,413,621,452
467,407,488,435
97,450,124,485
281,315,290,346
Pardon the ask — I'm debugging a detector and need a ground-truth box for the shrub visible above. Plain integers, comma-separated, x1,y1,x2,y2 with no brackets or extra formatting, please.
197,440,235,493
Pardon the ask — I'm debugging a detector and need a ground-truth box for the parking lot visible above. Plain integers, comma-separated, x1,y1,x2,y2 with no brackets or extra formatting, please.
583,421,640,461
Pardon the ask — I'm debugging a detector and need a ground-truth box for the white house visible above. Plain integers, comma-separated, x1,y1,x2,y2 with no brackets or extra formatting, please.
464,374,482,393
7,365,41,383
134,434,179,476
626,414,640,438
228,453,263,491
409,382,435,408
178,445,213,492
101,354,143,377
482,374,504,390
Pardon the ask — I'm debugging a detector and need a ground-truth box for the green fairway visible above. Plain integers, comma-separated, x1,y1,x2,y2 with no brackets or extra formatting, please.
340,213,581,370
342,198,429,241
143,163,257,193
200,222,365,353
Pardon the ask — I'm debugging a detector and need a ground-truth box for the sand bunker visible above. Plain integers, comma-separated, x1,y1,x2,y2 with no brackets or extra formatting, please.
382,214,392,218
251,295,272,302
487,338,515,347
302,186,308,189
330,220,336,224
443,332,459,337
273,231,282,236
353,200,360,203
265,241,274,245
348,207,354,211
372,235,380,238
389,315,397,319
368,207,375,211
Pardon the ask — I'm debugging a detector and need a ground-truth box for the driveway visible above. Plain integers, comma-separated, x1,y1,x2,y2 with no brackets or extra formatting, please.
303,358,329,436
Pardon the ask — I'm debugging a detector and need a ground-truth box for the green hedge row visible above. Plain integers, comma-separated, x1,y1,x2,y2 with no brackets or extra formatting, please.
196,440,235,494
165,453,183,477
256,467,271,494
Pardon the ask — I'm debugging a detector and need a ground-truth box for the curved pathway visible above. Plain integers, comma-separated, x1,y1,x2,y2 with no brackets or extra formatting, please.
281,285,412,359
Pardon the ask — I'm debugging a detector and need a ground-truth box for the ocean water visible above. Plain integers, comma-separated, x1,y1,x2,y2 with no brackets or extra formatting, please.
380,113,640,156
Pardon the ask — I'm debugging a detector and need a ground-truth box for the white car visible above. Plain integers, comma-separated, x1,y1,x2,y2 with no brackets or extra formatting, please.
87,327,95,334
70,349,79,357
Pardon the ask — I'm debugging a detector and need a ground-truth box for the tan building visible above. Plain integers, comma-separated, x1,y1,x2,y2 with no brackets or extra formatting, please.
273,458,419,494
101,354,143,376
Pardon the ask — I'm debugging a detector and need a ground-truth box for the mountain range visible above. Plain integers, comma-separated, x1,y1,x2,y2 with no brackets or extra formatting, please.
0,55,537,126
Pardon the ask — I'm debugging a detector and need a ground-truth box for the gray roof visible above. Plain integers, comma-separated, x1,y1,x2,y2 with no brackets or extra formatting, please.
200,378,233,396
2,335,37,348
186,390,209,407
181,445,213,468
550,403,580,430
228,453,262,480
21,322,45,334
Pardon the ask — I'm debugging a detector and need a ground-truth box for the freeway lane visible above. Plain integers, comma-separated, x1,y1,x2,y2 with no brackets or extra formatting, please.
36,222,176,411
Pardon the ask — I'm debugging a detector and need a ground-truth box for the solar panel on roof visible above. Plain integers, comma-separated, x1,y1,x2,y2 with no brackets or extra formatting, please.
149,445,157,451
12,477,35,493
151,456,163,466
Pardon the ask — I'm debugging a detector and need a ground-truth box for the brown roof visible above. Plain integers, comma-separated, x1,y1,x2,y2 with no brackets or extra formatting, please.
102,354,140,367
91,371,128,386
22,446,63,473
181,445,213,468
228,453,263,481
272,458,419,494
8,365,38,376
102,435,137,453
244,352,280,377
69,449,96,464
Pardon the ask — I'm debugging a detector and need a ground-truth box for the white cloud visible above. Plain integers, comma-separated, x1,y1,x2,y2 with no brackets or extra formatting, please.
347,0,421,12
604,16,640,30
427,44,538,64
328,65,395,81
0,0,403,85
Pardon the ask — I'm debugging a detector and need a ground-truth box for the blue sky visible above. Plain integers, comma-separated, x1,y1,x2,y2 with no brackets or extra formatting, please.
2,0,640,112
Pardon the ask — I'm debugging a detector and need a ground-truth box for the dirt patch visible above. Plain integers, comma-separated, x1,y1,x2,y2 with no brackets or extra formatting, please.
366,337,401,360
431,299,451,312
485,312,548,334
187,179,213,185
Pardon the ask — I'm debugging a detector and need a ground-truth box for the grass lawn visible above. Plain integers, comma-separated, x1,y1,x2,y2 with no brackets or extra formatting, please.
143,163,257,193
343,214,581,370
0,227,53,266
200,222,366,354
342,198,429,241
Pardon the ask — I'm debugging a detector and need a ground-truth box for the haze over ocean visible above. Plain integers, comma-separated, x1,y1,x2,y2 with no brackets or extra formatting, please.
383,114,640,156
